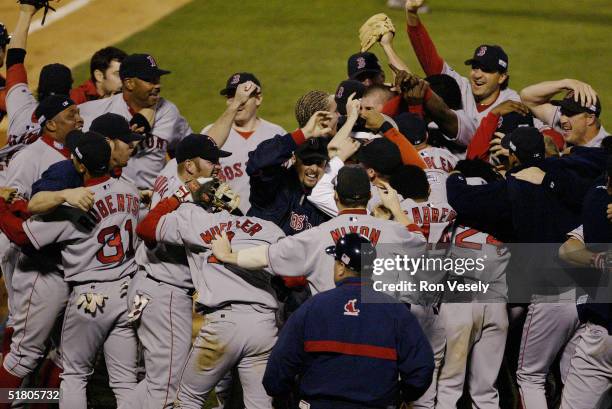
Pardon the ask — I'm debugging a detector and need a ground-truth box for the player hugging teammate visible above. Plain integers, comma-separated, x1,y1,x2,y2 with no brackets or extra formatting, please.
0,0,611,409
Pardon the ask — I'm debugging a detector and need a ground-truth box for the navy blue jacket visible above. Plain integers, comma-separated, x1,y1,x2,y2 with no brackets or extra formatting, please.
31,159,82,195
263,277,434,408
246,130,330,236
578,180,612,335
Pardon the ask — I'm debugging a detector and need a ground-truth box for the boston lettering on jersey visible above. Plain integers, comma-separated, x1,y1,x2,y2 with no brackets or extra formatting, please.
330,225,381,245
142,133,168,151
199,219,263,244
153,175,169,200
89,193,140,222
218,162,244,181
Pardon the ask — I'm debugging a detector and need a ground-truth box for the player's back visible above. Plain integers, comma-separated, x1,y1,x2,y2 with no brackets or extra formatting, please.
4,137,69,198
32,177,140,283
268,211,427,294
448,224,509,302
158,204,286,309
419,146,458,173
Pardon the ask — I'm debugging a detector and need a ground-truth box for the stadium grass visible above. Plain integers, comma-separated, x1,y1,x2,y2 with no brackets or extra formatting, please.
71,0,612,131
75,1,611,407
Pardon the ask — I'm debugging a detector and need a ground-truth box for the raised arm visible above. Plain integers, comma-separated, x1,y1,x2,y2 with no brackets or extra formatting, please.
405,0,444,76
519,79,597,126
205,81,259,147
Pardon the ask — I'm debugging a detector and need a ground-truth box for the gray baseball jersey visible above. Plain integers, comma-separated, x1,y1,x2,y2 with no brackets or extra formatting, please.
267,210,427,294
201,119,286,213
400,197,456,253
23,177,140,282
425,168,450,205
79,93,192,189
419,146,459,173
135,158,193,289
447,225,509,302
3,136,70,198
5,77,41,154
156,204,286,309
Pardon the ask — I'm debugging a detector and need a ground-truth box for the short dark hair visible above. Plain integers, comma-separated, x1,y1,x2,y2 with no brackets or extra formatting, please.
90,47,127,83
390,165,429,200
425,74,462,110
500,74,510,90
338,195,370,209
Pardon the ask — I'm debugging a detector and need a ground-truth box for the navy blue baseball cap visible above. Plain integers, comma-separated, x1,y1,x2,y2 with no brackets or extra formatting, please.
35,95,75,126
501,126,544,164
91,113,144,144
220,72,261,96
394,112,428,145
335,80,366,115
551,94,601,118
496,111,535,135
465,45,508,73
119,54,170,82
69,131,111,175
175,134,231,164
347,52,383,80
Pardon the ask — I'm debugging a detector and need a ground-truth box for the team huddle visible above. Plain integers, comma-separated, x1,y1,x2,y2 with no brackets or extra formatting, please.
0,0,610,408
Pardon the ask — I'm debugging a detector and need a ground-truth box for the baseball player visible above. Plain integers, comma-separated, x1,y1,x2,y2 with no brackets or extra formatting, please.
0,96,82,395
394,112,459,173
556,164,611,409
1,133,140,408
347,51,386,88
436,221,510,409
0,3,74,171
390,164,455,409
404,0,520,134
25,113,144,216
70,47,127,104
127,134,231,409
201,72,286,214
78,53,192,194
520,79,607,147
212,165,427,295
262,233,435,408
136,177,283,409
0,22,11,122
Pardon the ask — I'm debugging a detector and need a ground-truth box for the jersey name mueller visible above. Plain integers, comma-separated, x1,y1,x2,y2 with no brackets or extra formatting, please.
199,218,263,244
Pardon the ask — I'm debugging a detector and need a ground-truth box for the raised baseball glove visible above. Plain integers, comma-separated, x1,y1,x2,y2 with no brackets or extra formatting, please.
193,178,241,214
17,0,57,25
359,13,396,52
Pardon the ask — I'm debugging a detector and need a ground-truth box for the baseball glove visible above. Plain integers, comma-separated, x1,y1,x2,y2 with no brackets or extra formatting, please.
359,13,396,52
17,0,56,25
193,178,241,214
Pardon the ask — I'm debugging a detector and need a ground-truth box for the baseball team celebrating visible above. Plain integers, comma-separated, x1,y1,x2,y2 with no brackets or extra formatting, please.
0,0,610,408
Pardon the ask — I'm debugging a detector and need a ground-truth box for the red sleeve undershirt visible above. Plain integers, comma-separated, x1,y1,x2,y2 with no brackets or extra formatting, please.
541,128,565,150
466,112,500,160
5,63,28,93
136,196,180,245
407,21,444,76
0,199,31,246
383,127,427,169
